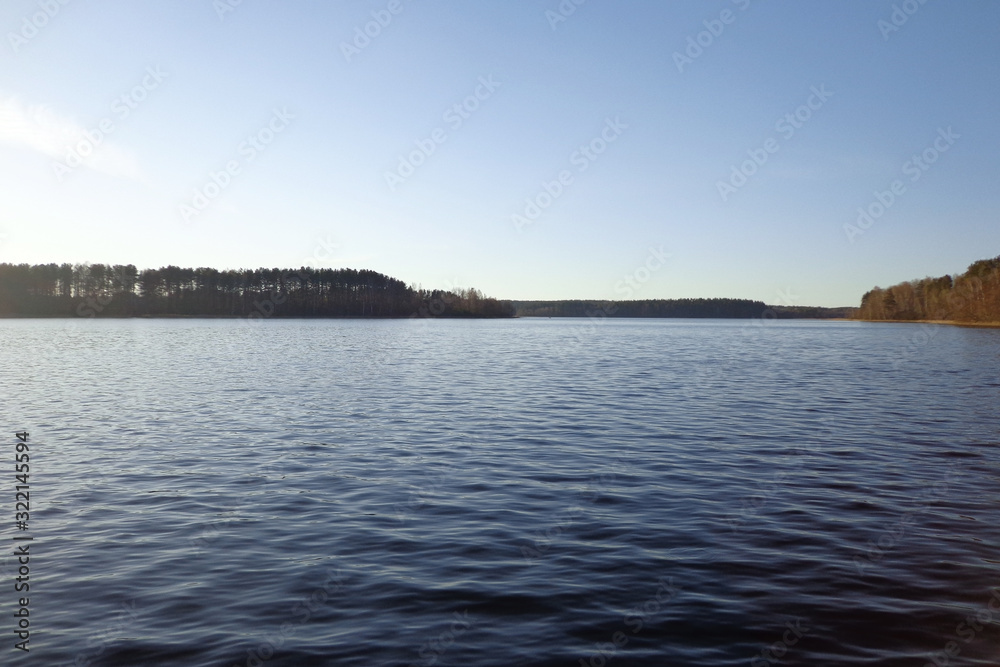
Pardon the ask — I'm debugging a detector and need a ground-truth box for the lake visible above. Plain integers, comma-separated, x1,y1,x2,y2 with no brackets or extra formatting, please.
1,318,998,666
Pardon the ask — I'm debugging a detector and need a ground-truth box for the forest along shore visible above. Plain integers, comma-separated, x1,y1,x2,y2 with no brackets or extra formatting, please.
0,264,515,318
853,255,1000,325
855,319,1000,328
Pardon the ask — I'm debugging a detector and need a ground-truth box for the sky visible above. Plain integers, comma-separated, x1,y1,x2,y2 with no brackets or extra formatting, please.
0,0,998,307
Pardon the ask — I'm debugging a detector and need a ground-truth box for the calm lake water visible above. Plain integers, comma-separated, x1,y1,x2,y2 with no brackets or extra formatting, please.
1,318,998,666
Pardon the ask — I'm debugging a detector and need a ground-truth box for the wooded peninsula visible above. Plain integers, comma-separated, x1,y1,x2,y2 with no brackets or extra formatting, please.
0,264,515,318
854,256,1000,324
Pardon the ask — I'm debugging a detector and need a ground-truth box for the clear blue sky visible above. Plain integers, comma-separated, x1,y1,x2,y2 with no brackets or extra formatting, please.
1,0,997,307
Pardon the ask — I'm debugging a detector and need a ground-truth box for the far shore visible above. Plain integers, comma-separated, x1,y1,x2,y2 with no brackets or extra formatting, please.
853,319,1000,329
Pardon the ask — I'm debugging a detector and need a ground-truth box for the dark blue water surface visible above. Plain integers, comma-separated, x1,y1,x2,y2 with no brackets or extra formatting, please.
1,318,998,666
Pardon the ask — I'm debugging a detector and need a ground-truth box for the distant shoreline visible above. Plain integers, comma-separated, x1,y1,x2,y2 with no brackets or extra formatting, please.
7,314,997,327
0,314,505,320
1,314,855,321
853,318,1000,329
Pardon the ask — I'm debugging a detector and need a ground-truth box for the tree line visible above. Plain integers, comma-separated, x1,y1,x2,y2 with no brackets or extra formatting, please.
855,255,1000,323
512,299,849,318
0,263,515,318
